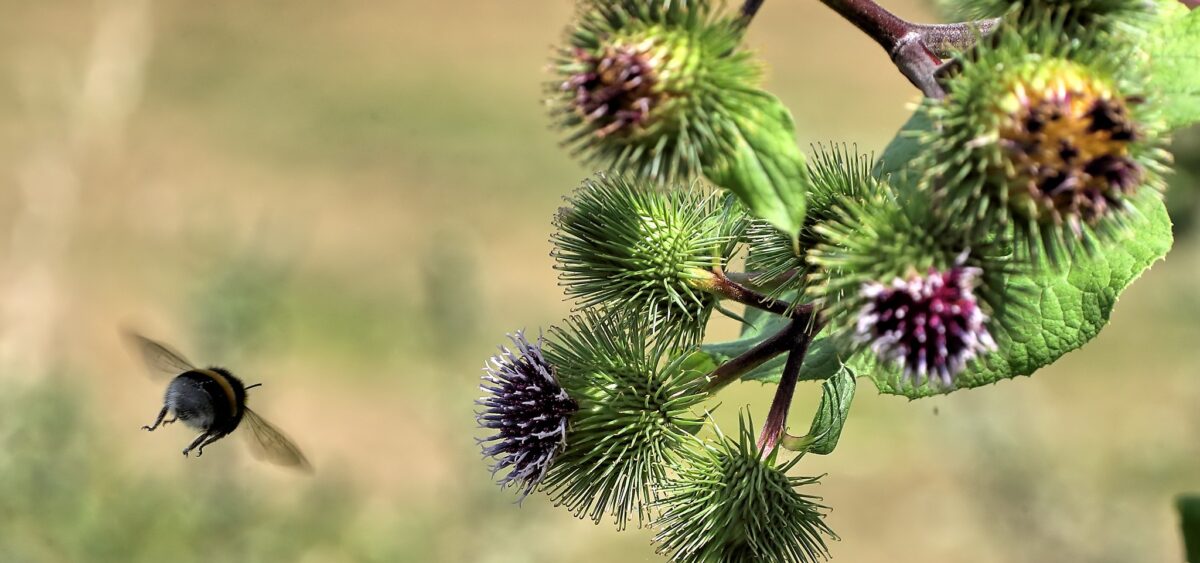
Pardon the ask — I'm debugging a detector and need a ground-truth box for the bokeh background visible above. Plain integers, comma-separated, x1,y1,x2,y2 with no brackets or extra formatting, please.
0,1,1197,561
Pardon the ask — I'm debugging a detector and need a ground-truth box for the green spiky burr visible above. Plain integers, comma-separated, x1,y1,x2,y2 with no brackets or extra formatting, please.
921,19,1169,265
552,173,741,347
550,0,810,236
653,417,836,563
540,310,707,529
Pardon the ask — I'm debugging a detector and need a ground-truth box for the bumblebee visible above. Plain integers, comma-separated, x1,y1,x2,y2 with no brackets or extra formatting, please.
126,332,310,470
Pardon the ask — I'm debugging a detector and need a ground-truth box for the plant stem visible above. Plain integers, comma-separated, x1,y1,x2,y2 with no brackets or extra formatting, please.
820,0,911,48
703,321,802,393
699,270,805,318
740,0,767,23
756,317,821,454
891,35,946,98
913,19,999,57
722,269,800,292
815,0,998,98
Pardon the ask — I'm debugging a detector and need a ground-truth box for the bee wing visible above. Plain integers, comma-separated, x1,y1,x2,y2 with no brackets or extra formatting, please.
242,407,312,472
123,331,197,378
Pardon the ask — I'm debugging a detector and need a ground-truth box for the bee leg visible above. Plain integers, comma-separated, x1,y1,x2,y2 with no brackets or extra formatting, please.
182,431,209,457
194,433,225,458
163,415,178,425
142,406,170,431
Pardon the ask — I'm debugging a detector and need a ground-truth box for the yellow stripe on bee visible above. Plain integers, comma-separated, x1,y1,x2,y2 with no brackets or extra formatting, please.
197,368,240,417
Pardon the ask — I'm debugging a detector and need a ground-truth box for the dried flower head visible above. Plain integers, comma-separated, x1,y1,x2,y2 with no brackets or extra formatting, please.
477,331,577,498
855,265,997,387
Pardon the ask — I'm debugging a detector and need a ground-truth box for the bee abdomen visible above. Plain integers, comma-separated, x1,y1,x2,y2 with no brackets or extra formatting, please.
165,375,216,431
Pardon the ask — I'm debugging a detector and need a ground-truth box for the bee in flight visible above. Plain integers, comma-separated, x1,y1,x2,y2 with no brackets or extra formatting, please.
125,331,311,471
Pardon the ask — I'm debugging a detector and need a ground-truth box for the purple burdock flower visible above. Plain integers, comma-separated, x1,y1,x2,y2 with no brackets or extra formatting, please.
855,266,997,388
563,45,659,138
477,331,577,498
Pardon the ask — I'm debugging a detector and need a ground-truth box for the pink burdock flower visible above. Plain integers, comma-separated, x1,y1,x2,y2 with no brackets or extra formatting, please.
855,266,997,388
477,331,577,499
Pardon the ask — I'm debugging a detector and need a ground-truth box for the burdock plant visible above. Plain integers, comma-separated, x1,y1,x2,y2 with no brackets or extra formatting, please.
478,0,1199,560
920,13,1171,262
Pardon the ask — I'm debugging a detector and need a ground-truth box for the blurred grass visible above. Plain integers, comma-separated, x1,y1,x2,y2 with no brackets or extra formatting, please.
0,381,373,562
1179,495,1200,562
0,0,1197,561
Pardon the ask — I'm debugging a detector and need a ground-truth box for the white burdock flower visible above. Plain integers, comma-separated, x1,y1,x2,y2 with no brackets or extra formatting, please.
476,331,577,499
855,265,997,387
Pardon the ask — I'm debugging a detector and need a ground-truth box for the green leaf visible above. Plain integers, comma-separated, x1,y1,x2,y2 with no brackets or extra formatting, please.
783,369,856,455
863,193,1173,398
745,333,844,383
1147,7,1200,131
1178,494,1200,563
873,110,932,180
704,92,808,238
674,348,720,376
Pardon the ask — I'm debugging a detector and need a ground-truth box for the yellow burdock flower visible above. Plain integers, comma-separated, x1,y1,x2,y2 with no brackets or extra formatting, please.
995,61,1144,235
921,21,1167,265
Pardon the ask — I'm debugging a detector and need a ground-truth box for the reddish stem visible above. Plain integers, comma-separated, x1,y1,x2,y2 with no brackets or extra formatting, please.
756,317,822,454
703,313,806,393
701,270,809,318
820,0,911,49
816,0,998,98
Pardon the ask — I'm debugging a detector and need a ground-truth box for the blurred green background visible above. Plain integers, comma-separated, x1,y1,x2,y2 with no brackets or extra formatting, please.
0,1,1197,561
